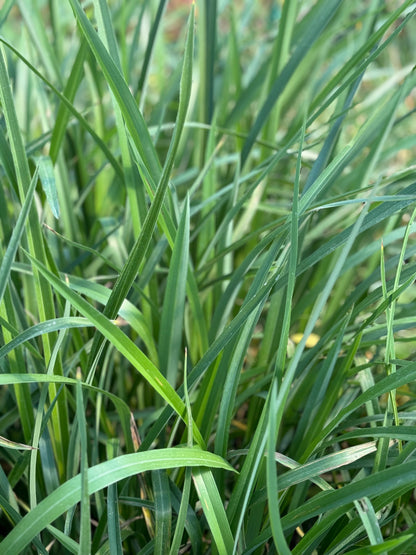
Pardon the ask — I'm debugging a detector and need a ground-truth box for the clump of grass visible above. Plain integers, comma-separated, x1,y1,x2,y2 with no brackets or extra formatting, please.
0,0,415,553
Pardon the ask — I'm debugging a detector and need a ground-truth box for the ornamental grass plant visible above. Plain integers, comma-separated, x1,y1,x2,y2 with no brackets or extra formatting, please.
0,1,415,553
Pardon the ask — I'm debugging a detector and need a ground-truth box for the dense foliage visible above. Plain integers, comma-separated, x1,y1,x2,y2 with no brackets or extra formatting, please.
0,0,415,553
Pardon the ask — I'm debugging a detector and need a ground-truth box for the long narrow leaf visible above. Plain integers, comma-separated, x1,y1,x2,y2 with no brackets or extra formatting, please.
193,468,235,555
27,252,205,448
0,166,38,306
0,448,234,553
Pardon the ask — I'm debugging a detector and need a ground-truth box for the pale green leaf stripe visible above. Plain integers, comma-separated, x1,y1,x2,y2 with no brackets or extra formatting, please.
0,166,38,307
193,468,235,555
26,253,205,448
0,448,233,554
276,442,378,491
0,317,92,360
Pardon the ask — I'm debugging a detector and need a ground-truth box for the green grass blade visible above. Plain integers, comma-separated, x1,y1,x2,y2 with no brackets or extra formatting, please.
0,436,37,451
192,468,235,555
0,373,134,453
267,381,291,555
345,538,415,555
0,165,38,307
30,301,72,509
0,493,49,555
0,286,35,441
212,240,281,452
49,39,88,164
291,484,416,554
0,317,93,360
93,0,143,236
0,448,233,553
0,42,69,473
260,0,298,147
310,0,415,113
275,442,378,491
304,361,416,459
137,0,168,99
45,525,80,554
281,461,416,531
27,252,205,448
76,370,91,553
169,351,193,554
274,191,370,448
140,271,278,451
0,36,123,180
159,195,190,386
241,0,342,164
86,3,194,379
0,2,414,551
354,497,383,546
152,470,172,555
267,120,303,554
67,0,160,178
295,183,416,283
36,155,60,218
0,0,14,27
200,0,216,124
17,0,62,84
106,440,123,555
